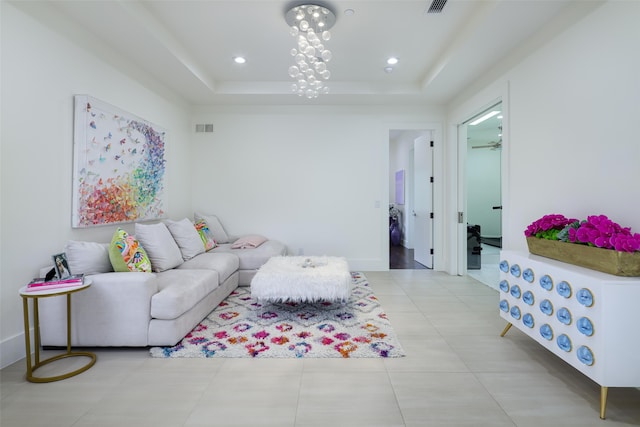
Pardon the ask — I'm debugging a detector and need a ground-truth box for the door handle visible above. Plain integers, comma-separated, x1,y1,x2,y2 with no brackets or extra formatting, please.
412,211,417,217
492,206,502,210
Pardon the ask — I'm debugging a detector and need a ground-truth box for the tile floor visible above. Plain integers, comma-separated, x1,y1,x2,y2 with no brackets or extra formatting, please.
2,270,639,426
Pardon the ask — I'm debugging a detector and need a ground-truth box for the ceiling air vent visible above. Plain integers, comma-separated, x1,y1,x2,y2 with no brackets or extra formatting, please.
426,0,447,13
195,124,214,133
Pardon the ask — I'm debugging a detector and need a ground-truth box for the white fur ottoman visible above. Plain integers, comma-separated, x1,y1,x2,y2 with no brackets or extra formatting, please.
250,256,352,303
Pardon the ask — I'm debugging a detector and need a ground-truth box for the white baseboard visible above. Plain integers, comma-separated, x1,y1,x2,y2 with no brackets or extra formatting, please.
1,330,29,370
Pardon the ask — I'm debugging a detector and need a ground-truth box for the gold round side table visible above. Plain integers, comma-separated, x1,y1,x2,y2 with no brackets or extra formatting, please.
19,280,96,382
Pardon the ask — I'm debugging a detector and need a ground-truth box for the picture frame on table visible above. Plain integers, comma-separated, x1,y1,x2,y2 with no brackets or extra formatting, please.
52,253,71,280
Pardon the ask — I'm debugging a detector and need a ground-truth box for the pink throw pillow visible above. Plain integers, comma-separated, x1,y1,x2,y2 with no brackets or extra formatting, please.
231,235,267,249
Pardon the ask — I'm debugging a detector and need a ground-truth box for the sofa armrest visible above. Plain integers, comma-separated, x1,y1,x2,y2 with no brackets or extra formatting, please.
39,272,158,347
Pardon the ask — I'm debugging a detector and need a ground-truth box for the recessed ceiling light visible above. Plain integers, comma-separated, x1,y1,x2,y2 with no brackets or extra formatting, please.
386,57,399,65
384,66,394,73
344,8,355,16
233,56,246,64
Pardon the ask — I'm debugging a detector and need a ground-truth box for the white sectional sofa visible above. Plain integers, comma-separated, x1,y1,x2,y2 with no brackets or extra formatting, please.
211,240,289,286
38,215,286,347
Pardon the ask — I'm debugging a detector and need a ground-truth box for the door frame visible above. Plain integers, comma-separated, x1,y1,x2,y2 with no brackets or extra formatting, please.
386,122,444,271
447,82,510,276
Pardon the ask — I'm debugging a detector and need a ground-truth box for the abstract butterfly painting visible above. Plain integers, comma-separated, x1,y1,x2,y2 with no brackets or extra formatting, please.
72,95,167,227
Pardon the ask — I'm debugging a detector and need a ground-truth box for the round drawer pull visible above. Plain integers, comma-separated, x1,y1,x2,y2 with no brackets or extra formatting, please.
556,307,572,325
576,288,594,307
522,313,535,328
539,274,553,291
523,268,534,283
510,264,521,278
577,317,594,336
539,299,554,316
577,346,595,366
499,280,509,293
510,285,521,299
540,324,553,340
557,281,572,298
522,291,534,306
510,306,521,320
557,334,572,352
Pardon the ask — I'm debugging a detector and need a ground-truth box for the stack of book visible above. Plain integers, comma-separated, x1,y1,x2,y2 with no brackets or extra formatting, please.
25,274,85,292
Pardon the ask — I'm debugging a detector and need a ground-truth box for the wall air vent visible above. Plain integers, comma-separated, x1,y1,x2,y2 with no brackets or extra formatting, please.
195,124,214,133
426,0,447,13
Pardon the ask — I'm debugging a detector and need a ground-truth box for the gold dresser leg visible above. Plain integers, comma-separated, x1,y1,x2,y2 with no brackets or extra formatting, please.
500,323,512,337
600,386,608,419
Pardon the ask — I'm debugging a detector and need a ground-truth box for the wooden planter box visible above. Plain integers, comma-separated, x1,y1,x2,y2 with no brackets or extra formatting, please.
526,237,640,277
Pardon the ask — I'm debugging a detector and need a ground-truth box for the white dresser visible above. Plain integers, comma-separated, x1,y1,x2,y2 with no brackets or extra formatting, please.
499,251,640,419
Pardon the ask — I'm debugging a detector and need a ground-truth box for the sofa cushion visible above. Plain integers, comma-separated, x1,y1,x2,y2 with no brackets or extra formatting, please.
212,240,287,270
108,228,152,273
151,269,219,320
165,218,206,261
65,240,113,275
135,222,184,272
178,252,239,284
194,212,231,243
194,219,216,251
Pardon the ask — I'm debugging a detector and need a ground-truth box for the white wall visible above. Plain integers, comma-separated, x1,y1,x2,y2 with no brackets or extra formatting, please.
190,106,442,271
448,1,640,256
0,3,192,367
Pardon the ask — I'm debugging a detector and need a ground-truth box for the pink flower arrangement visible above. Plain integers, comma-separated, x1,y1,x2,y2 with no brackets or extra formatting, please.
525,214,640,253
568,215,640,252
524,214,578,240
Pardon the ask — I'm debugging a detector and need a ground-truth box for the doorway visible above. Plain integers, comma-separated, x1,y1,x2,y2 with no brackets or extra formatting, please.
389,130,433,270
461,102,503,288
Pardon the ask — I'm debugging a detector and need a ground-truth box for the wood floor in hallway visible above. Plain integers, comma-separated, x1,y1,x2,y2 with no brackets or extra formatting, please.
389,245,428,270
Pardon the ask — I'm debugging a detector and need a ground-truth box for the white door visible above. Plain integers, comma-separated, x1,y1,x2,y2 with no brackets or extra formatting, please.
413,134,433,268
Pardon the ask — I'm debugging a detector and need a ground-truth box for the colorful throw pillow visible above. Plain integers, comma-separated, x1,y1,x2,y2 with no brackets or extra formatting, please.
165,218,206,260
194,212,231,243
194,219,216,251
108,228,152,273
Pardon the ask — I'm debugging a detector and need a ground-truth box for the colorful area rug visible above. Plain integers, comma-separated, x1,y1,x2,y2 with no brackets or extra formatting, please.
150,272,405,358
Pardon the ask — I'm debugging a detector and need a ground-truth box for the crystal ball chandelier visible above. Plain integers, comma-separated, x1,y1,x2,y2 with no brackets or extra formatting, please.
285,3,336,98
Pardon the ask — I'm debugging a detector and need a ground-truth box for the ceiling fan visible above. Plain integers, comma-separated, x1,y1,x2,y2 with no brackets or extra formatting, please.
472,140,502,150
